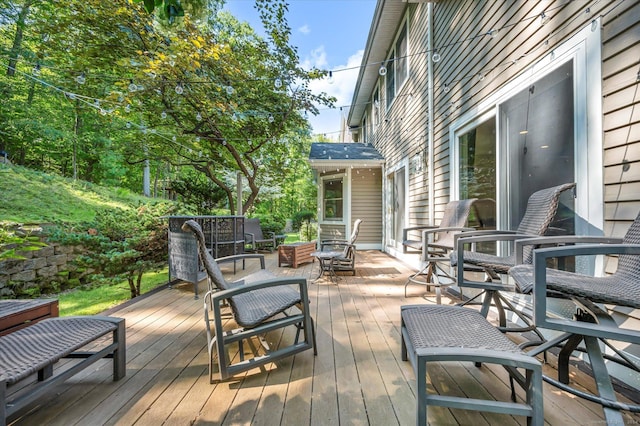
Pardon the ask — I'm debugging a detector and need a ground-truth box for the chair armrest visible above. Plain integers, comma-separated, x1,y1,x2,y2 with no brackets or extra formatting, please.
244,232,256,244
514,236,624,264
320,241,354,251
403,225,437,241
215,253,266,269
322,239,348,245
530,244,640,341
454,231,532,250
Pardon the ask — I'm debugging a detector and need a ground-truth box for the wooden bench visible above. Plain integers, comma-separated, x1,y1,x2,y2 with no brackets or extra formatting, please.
0,316,125,425
400,305,543,425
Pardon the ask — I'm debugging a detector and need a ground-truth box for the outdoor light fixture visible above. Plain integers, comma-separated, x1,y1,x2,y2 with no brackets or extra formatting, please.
75,72,86,85
175,82,184,94
432,50,441,63
378,65,387,76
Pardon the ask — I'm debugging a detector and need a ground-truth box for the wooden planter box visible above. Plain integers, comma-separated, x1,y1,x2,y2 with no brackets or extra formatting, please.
278,241,317,268
0,299,59,336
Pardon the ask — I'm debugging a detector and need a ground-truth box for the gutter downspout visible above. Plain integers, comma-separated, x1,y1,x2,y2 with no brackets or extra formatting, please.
427,2,435,224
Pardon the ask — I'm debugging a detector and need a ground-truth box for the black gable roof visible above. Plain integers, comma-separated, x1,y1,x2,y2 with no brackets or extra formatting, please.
309,142,384,161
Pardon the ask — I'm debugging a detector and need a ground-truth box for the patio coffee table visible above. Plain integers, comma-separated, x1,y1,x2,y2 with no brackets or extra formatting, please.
311,250,343,282
0,299,59,336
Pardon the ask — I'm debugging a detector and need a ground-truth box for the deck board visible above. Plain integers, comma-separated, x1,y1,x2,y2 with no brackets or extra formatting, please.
7,250,640,425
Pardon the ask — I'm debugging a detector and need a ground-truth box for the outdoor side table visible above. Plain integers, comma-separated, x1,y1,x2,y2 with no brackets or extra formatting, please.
311,250,343,282
0,299,59,336
278,241,317,268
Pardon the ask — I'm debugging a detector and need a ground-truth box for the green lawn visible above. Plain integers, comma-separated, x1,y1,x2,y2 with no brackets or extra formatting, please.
58,269,169,316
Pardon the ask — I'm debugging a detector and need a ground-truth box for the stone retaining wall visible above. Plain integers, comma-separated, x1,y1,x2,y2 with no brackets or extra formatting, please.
0,242,89,298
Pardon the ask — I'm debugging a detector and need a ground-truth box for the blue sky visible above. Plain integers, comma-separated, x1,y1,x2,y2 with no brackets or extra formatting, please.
223,0,377,139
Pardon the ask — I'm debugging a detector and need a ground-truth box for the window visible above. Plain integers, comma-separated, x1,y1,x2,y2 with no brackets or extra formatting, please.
362,115,367,143
323,178,343,220
385,19,408,108
372,86,380,126
452,20,602,240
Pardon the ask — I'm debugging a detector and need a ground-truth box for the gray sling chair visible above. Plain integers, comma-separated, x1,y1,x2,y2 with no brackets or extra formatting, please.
402,199,479,303
244,217,277,252
319,218,362,276
450,182,576,335
181,219,316,382
509,211,640,424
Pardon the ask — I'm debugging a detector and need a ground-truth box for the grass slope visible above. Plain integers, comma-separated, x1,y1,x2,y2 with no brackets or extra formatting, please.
0,164,151,224
0,164,171,315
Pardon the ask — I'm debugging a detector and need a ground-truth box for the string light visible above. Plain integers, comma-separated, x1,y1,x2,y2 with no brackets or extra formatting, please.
431,50,441,63
196,112,202,121
378,65,387,76
540,12,550,26
175,82,184,94
75,72,86,85
128,79,137,92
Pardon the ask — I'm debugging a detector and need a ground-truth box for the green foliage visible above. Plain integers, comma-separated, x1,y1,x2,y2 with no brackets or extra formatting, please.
292,210,316,231
0,223,47,261
251,214,285,236
47,200,182,298
299,221,317,243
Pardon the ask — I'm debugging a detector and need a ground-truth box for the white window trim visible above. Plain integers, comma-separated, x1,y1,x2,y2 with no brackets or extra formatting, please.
319,173,347,225
450,18,603,235
385,158,410,251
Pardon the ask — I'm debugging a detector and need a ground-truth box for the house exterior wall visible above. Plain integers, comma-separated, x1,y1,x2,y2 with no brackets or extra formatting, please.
362,0,638,233
351,167,383,248
352,0,640,388
317,167,383,249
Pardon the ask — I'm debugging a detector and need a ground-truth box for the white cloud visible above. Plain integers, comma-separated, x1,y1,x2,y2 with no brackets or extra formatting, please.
298,24,311,35
305,49,364,139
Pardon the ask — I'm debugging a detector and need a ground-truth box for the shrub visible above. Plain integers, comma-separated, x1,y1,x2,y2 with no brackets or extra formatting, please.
292,210,315,232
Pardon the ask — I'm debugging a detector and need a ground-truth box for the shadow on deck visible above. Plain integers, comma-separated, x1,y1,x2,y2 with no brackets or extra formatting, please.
8,250,640,425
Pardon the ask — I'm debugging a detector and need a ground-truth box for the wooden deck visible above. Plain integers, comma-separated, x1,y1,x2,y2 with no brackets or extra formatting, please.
8,250,640,425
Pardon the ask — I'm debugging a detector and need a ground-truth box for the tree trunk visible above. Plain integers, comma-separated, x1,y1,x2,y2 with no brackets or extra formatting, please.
6,3,31,76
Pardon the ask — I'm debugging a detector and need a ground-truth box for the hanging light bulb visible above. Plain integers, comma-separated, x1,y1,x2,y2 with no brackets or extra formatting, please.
268,114,274,123
539,12,549,26
32,63,41,75
75,72,86,85
196,112,202,121
93,99,100,107
226,85,234,95
172,136,177,142
175,82,184,94
303,110,308,119
432,50,441,63
126,121,132,128
125,104,131,113
128,79,137,92
443,83,450,93
487,29,498,38
378,65,387,76
195,136,201,142
232,112,238,122
274,78,282,89
161,110,167,119
222,140,227,146
328,71,334,84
